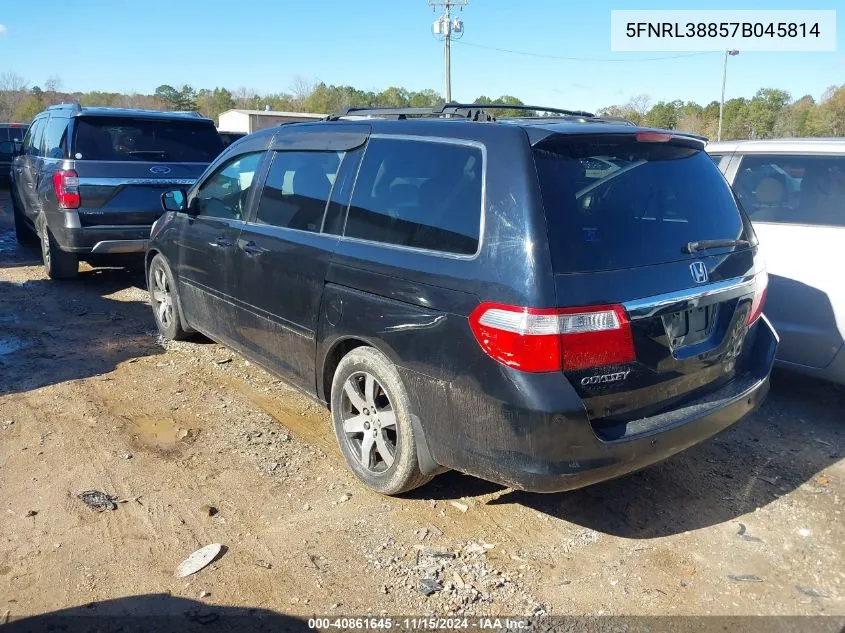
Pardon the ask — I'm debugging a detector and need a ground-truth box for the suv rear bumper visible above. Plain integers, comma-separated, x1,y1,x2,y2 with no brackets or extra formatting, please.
48,213,150,255
406,316,778,493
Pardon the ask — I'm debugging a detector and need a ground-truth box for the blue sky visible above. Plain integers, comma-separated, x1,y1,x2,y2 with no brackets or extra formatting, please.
1,0,842,112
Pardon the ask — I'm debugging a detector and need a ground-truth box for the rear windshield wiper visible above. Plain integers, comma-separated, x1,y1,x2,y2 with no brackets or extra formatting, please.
683,239,750,254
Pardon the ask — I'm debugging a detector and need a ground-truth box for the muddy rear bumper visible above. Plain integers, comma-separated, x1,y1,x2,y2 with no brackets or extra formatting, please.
406,316,778,493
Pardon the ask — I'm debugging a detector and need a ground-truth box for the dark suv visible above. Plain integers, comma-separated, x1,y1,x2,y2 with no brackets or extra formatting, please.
0,123,28,185
10,104,223,278
147,103,777,495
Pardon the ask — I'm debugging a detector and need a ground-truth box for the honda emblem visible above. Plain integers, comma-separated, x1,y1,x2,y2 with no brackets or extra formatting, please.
690,261,708,284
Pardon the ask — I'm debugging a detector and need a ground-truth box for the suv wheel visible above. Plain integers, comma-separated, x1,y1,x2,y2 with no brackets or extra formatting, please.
12,195,38,246
37,215,78,279
330,347,433,495
148,254,190,341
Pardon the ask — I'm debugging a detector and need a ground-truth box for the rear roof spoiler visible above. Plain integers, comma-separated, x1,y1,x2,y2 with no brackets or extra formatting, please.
528,128,708,150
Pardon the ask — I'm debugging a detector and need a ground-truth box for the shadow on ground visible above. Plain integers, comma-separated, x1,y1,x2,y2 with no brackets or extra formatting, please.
0,267,162,398
415,371,843,539
4,594,308,633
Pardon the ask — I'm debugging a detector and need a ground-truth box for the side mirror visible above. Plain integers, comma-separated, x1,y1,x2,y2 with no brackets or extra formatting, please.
161,189,187,212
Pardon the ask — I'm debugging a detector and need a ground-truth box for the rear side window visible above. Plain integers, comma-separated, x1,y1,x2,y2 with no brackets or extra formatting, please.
72,117,224,162
254,150,342,232
534,139,750,273
24,119,45,157
345,138,483,255
43,117,68,159
733,154,845,227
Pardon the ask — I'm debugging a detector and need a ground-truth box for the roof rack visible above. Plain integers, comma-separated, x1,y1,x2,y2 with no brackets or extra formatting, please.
327,102,598,122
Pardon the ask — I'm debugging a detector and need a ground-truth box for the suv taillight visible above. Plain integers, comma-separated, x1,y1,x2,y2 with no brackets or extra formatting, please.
468,303,635,372
747,271,768,325
52,169,80,209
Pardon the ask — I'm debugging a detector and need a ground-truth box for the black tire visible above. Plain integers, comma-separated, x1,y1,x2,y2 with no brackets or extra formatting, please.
330,346,433,495
37,214,78,279
148,254,190,341
12,194,38,246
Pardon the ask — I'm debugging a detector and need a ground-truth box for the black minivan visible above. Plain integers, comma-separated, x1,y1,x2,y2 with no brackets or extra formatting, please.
147,104,777,495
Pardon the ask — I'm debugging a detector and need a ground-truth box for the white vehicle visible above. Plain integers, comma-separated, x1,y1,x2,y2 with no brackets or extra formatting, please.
707,139,845,385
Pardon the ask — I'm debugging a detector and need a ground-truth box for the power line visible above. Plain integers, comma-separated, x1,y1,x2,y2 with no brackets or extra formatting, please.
452,40,720,63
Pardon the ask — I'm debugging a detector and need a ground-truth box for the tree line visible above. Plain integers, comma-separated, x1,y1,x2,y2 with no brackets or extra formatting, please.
1,72,842,140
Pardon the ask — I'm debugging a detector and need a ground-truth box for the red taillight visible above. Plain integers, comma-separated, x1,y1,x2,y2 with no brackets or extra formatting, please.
747,271,768,325
468,303,635,373
52,169,80,209
635,131,673,143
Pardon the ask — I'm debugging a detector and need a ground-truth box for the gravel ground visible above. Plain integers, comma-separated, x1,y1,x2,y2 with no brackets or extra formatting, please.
0,190,842,627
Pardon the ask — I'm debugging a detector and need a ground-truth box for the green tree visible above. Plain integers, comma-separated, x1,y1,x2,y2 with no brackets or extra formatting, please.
155,84,197,111
196,87,235,122
644,101,679,129
747,88,791,139
13,94,45,122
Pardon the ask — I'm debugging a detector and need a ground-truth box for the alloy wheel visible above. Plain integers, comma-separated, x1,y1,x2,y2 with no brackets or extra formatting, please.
151,265,175,329
340,371,398,473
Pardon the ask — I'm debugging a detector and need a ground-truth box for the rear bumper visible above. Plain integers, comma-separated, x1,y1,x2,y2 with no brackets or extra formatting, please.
406,315,778,493
48,212,150,254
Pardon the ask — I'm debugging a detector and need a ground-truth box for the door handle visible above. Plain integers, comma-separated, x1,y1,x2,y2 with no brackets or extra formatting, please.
240,241,263,255
215,236,234,248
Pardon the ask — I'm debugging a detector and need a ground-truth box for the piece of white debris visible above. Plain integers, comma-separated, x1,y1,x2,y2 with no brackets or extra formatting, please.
175,543,224,578
797,528,812,538
450,501,469,513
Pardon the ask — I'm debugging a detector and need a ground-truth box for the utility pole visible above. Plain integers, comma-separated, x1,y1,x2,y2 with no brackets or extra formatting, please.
717,49,739,141
429,0,468,103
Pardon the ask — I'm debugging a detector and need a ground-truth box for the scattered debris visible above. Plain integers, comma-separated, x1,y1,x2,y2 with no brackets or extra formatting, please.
199,591,210,599
214,357,232,365
420,578,441,596
338,493,351,503
797,528,812,538
24,510,37,518
255,560,272,570
175,544,224,578
428,525,443,537
728,574,763,583
757,475,779,486
417,546,455,559
302,503,312,511
416,528,429,541
118,452,133,460
736,523,763,543
796,585,829,598
449,501,469,513
77,490,118,512
815,474,829,486
201,505,218,517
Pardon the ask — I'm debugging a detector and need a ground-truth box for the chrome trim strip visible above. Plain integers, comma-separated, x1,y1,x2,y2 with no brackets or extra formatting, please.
90,239,149,254
623,275,756,321
78,178,196,187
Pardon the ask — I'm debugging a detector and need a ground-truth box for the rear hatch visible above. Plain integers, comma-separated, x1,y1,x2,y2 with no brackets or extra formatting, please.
533,131,767,431
71,116,223,226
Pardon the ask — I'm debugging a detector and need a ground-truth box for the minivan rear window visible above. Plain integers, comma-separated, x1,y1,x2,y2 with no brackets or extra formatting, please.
534,138,751,273
73,117,223,162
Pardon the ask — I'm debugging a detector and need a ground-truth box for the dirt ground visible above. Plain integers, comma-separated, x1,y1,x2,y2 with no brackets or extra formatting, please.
0,190,843,624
